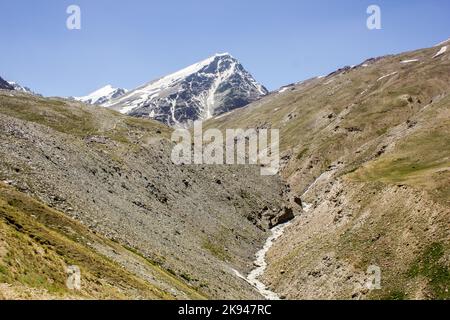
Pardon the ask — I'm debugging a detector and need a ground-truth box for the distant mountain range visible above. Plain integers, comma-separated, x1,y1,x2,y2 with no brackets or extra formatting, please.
3,54,268,127
0,77,40,96
74,85,128,105
78,53,267,126
0,76,14,90
7,80,38,95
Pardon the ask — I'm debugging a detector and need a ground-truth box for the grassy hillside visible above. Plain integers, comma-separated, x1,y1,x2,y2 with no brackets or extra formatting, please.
0,91,288,299
206,42,450,299
1,40,448,300
0,182,206,299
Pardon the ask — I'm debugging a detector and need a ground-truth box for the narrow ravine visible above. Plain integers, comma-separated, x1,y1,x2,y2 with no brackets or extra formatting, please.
232,172,329,299
246,221,293,300
231,222,292,300
232,202,313,300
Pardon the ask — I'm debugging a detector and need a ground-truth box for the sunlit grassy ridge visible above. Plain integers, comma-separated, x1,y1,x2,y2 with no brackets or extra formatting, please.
0,182,207,299
0,183,163,299
0,94,171,141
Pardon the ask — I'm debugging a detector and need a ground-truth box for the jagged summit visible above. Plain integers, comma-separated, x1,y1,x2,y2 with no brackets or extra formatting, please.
104,53,268,127
0,76,14,90
7,80,37,95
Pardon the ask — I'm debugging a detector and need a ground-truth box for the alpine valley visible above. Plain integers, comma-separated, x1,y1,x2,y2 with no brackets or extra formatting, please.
0,39,449,300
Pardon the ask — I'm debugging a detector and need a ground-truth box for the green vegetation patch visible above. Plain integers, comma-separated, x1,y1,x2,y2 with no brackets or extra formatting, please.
407,243,450,300
0,183,171,299
202,239,230,262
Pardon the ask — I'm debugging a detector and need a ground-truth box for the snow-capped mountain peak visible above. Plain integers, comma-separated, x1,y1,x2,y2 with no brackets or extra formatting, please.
6,80,39,95
105,53,268,126
150,53,230,88
0,76,14,90
75,85,128,105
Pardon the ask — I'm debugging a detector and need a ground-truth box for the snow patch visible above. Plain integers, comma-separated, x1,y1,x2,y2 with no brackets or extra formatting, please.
213,110,234,120
203,58,237,119
377,72,398,82
433,46,448,58
400,59,419,64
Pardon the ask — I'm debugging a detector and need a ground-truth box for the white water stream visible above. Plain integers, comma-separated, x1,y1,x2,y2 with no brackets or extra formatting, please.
232,172,326,299
232,201,313,300
248,222,293,299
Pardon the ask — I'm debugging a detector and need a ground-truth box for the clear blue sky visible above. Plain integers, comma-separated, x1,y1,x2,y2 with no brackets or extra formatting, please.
1,0,449,97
